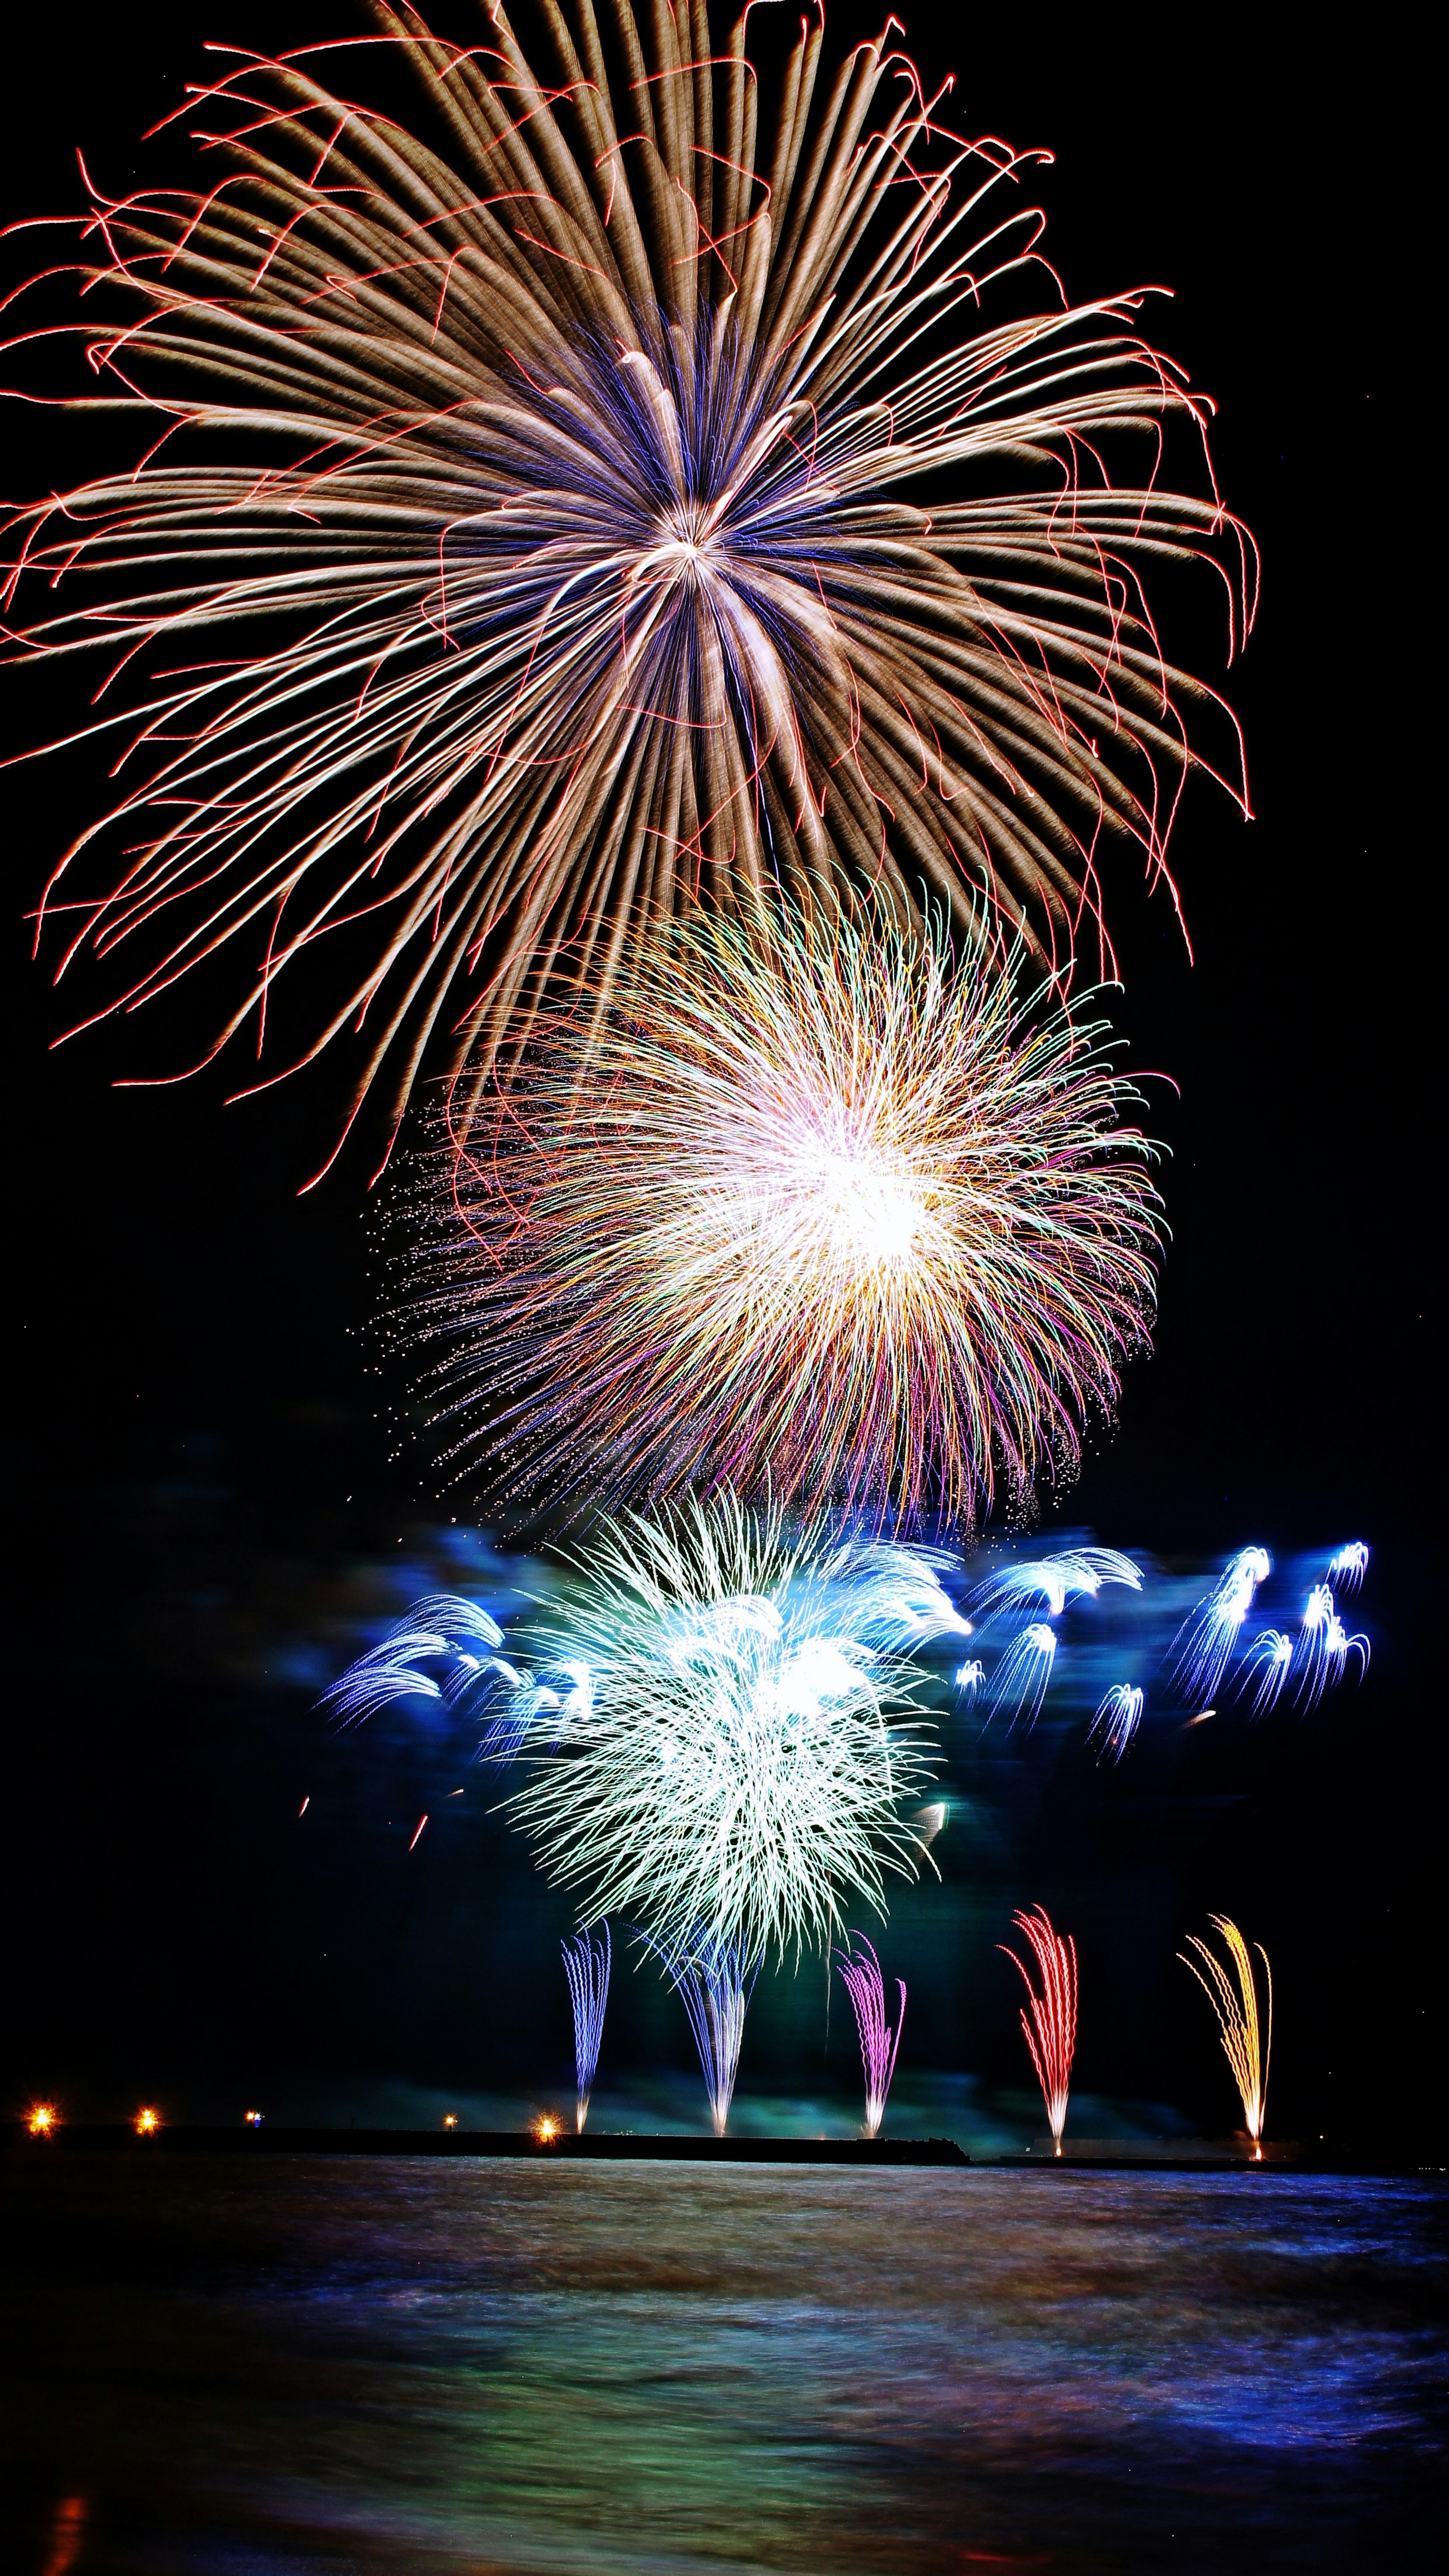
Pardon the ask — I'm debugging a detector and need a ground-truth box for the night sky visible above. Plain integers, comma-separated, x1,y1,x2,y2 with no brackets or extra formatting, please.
7,5,1432,2146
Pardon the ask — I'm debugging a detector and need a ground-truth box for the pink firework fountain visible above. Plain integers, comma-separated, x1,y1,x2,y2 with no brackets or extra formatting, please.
1000,1906,1078,2157
837,1934,906,2139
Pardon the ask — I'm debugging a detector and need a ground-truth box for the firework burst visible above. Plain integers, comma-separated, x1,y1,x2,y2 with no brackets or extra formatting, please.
498,1491,956,1967
400,906,1161,1522
7,2,1253,1169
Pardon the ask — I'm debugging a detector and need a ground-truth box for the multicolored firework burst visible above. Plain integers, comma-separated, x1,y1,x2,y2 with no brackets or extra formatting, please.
498,1491,959,1967
399,906,1162,1523
1179,1912,1271,2157
1000,1902,1077,2153
7,2,1252,1171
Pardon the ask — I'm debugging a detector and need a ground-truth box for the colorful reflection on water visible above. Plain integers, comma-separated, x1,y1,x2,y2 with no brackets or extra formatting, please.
4,2159,1444,2571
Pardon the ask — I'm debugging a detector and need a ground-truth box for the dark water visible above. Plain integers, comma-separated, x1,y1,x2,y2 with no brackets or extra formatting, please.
4,2158,1444,2573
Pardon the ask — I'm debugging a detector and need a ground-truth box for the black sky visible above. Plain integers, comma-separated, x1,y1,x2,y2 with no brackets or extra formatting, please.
5,4,1434,2144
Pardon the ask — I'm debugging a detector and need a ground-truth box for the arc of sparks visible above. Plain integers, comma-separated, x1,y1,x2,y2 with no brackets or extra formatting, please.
1179,1911,1271,2157
1000,1902,1077,2155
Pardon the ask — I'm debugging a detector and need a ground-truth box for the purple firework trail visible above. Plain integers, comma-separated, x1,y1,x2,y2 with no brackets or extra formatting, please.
560,1922,611,2133
837,1933,906,2138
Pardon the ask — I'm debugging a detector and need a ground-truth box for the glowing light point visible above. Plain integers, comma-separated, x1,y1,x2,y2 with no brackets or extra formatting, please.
27,2103,57,2138
534,2115,560,2145
442,2114,458,2130
244,2110,263,2127
134,2107,160,2137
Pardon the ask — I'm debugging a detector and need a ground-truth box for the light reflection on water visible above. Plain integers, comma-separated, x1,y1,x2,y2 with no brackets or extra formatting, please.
4,2159,1444,2572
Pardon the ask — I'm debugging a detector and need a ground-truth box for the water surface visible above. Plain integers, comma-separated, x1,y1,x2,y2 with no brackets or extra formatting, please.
5,2157,1444,2571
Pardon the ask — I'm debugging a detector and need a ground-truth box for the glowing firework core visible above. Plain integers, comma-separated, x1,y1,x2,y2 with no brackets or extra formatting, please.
412,913,1160,1521
782,1116,932,1275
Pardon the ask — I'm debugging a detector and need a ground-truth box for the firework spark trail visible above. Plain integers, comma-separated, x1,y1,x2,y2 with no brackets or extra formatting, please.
1169,1546,1270,1702
402,907,1162,1523
837,1931,905,2137
1000,1904,1077,2153
988,1622,1058,1726
1293,1585,1369,1708
6,3,1254,1165
1240,1627,1293,1712
649,1928,751,2137
968,1547,1143,1623
320,1594,520,1728
1328,1542,1369,1592
955,1658,985,1700
560,1919,610,2132
1179,1912,1271,2155
499,1493,953,1968
1090,1682,1143,1760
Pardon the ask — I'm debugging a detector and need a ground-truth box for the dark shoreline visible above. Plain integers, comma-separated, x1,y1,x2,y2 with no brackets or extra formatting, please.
7,2125,1442,2173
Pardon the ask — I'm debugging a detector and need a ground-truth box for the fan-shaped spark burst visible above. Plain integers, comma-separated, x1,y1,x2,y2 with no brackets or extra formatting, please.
650,1927,751,2136
321,1593,516,1726
1179,1911,1271,2155
1240,1627,1292,1713
988,1622,1058,1725
498,1491,955,1967
837,1931,905,2137
1294,1585,1369,1708
6,2,1254,1169
561,1920,611,2130
1000,1902,1077,2153
969,1546,1142,1622
1169,1546,1270,1703
1090,1680,1143,1760
400,907,1162,1523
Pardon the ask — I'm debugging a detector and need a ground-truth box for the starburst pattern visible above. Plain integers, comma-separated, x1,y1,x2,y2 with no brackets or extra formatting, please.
398,904,1161,1522
6,2,1253,1170
498,1491,957,1966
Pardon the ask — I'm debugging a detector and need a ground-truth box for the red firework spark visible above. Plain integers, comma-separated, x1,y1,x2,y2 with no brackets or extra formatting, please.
1000,1904,1078,2153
